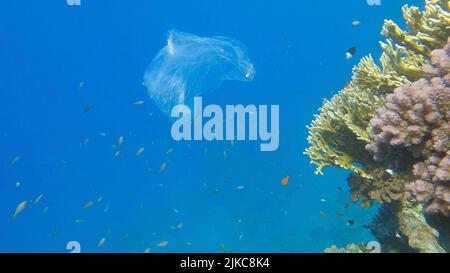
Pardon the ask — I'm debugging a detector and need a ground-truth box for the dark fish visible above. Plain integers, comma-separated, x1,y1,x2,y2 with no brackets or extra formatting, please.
347,46,357,55
83,104,93,113
347,220,355,226
337,187,343,191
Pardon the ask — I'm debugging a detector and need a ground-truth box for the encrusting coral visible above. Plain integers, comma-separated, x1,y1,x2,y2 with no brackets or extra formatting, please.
305,0,449,180
304,0,450,253
367,38,450,216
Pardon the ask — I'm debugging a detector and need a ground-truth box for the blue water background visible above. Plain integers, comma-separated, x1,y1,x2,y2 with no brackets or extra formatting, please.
0,0,422,252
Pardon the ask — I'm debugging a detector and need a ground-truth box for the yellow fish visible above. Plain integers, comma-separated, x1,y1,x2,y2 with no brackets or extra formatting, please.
117,136,124,147
135,147,145,157
13,201,27,219
83,201,94,209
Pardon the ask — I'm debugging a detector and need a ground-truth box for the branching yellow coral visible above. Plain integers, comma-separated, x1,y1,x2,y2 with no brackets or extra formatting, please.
304,1,449,182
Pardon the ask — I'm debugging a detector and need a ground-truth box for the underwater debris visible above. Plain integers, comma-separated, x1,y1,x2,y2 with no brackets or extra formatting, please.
143,30,255,117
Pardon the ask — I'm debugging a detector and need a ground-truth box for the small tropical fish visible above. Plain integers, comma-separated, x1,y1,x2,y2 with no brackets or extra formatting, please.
52,229,60,237
239,234,243,241
344,203,350,209
42,207,49,214
97,195,103,202
11,156,20,165
79,81,84,90
346,46,357,60
166,148,174,155
347,220,355,226
83,104,93,113
82,138,89,146
104,204,110,213
99,132,107,137
320,198,327,202
135,147,145,157
352,20,362,26
223,150,228,160
15,181,20,188
133,100,145,105
281,176,290,187
177,222,184,229
157,241,169,247
75,219,86,224
98,237,106,247
186,242,192,246
148,112,154,118
159,161,168,173
337,187,343,192
336,212,345,217
212,188,220,195
173,208,179,214
13,201,27,219
319,211,327,217
114,150,121,158
117,136,124,147
83,201,94,209
33,194,44,205
236,186,245,190
220,243,226,252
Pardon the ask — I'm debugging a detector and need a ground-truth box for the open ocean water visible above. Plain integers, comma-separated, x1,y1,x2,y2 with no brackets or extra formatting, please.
0,0,424,253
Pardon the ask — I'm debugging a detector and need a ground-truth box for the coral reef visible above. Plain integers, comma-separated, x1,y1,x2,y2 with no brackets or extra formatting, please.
324,243,375,253
305,1,450,253
367,38,450,216
305,1,450,182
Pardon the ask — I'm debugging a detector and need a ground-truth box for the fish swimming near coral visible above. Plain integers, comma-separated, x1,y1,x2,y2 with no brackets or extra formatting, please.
345,46,357,59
